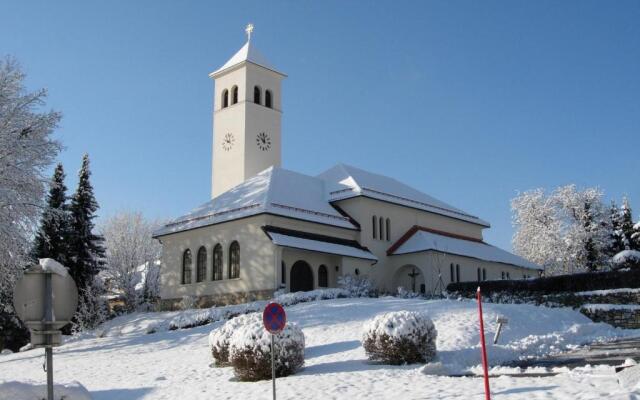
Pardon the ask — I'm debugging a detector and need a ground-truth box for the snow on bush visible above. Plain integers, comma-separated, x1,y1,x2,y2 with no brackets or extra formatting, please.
338,275,376,298
612,250,640,269
362,311,437,365
180,295,197,310
0,380,91,400
209,313,261,366
396,286,422,299
229,316,305,381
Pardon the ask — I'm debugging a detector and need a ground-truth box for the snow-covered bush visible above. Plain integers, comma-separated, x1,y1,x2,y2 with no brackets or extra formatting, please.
396,286,422,299
209,313,260,366
613,250,640,269
338,275,377,298
362,311,437,365
229,317,305,381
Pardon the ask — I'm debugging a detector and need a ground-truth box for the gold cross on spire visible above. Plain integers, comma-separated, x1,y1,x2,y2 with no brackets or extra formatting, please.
245,23,254,42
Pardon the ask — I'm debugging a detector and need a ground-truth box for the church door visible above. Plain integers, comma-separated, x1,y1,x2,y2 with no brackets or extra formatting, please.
290,260,314,292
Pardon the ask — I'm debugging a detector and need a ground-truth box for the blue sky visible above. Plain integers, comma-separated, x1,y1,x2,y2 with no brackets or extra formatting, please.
1,1,638,250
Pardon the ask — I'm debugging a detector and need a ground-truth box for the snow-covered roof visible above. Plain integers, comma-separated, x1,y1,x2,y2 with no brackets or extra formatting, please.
210,41,283,76
317,164,490,227
266,231,377,261
153,167,357,237
391,227,541,270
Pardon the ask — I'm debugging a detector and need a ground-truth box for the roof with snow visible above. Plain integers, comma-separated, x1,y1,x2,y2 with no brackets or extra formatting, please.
318,164,490,227
211,41,283,76
389,226,541,270
153,167,357,237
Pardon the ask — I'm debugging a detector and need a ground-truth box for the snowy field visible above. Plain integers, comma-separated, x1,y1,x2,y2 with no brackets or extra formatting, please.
2,297,640,399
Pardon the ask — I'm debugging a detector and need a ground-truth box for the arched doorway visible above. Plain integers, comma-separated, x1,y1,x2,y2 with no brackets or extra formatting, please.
393,264,426,294
290,260,314,292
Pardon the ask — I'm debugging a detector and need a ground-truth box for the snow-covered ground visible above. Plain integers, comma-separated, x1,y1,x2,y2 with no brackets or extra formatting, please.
2,297,640,399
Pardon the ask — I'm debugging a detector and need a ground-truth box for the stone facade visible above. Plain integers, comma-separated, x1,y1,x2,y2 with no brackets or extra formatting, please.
580,307,640,329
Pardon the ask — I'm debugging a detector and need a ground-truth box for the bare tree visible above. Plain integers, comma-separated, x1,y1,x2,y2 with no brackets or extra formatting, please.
100,211,162,311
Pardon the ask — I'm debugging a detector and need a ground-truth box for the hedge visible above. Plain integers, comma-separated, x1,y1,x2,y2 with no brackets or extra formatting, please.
447,268,640,296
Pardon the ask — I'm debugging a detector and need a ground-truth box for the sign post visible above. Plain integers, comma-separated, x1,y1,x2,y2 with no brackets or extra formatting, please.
477,287,491,400
263,302,287,400
13,259,78,400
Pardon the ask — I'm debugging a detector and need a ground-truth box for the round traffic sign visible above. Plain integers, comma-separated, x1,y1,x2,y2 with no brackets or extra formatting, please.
263,302,286,334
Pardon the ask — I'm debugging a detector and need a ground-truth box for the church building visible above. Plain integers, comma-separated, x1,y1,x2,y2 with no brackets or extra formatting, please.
152,27,541,309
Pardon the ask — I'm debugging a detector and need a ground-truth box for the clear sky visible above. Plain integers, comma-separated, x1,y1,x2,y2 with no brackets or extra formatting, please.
1,0,638,250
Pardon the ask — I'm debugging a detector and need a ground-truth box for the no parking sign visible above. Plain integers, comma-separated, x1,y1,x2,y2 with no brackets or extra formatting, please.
263,302,287,400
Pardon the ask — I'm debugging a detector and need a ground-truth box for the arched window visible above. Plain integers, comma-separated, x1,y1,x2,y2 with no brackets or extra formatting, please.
372,216,377,239
265,90,272,108
212,244,223,281
222,89,229,108
281,261,286,285
386,218,391,241
231,86,238,105
196,246,207,282
182,249,192,284
318,265,328,287
379,217,384,241
228,241,240,279
253,86,261,104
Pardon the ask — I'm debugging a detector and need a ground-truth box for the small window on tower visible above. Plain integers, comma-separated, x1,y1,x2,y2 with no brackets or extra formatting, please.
254,86,261,104
231,86,238,105
222,89,229,108
265,90,272,108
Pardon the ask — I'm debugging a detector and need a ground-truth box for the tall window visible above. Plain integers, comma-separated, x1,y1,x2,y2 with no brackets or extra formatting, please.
265,90,272,108
386,218,391,241
281,261,286,285
254,86,261,104
501,271,505,280
212,244,223,281
231,85,239,105
450,263,454,282
477,268,481,282
506,272,510,280
182,249,192,284
372,216,377,239
379,217,384,241
482,268,487,281
229,241,240,279
222,89,229,108
456,264,460,282
318,265,328,287
196,246,207,282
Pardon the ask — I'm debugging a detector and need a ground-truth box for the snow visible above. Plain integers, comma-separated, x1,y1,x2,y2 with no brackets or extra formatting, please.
393,227,542,270
153,167,357,237
318,163,491,227
0,381,91,400
575,288,640,296
267,232,377,261
613,250,640,265
581,304,640,312
38,258,68,276
211,40,281,76
2,297,640,399
228,317,305,361
363,310,436,339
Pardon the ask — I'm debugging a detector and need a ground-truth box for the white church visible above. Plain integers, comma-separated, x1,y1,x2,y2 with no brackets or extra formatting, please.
153,27,541,309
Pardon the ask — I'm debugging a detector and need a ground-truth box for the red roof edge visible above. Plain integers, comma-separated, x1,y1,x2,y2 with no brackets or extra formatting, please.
386,225,484,256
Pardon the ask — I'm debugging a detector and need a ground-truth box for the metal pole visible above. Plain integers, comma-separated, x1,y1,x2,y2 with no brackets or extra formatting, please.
45,273,54,400
271,333,276,400
493,322,503,345
477,287,491,400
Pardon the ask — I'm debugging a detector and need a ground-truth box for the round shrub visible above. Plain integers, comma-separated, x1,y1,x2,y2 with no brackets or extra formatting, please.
229,318,305,381
209,313,260,366
362,311,437,365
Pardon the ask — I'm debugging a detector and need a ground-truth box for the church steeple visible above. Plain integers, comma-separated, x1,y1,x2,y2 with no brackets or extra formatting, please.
209,25,286,198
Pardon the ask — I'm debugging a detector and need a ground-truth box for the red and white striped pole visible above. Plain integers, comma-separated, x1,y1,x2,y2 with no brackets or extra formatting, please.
477,286,491,400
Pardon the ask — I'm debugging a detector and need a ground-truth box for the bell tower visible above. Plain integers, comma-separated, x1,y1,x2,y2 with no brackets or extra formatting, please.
209,24,286,198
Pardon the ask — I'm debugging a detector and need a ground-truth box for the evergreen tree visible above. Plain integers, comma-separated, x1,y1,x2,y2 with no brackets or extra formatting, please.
606,200,625,257
68,154,105,293
620,197,635,250
583,199,600,272
32,163,72,265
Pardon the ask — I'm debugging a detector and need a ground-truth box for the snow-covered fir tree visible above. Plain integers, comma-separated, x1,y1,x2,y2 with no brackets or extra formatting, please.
606,200,625,257
31,163,72,266
620,197,637,250
0,57,61,351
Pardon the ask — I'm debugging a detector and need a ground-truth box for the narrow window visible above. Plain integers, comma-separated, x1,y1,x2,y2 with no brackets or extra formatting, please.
231,85,239,105
182,249,192,284
379,217,384,241
228,241,240,279
456,264,460,282
222,89,229,108
386,218,391,241
318,265,328,287
281,261,286,285
372,216,377,239
477,268,481,282
265,90,272,108
212,244,223,281
506,272,510,280
254,86,261,104
501,271,505,280
450,263,454,282
196,246,207,282
482,268,487,281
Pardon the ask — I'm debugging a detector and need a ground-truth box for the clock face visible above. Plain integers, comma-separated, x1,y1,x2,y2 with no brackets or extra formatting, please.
222,133,235,151
256,132,271,151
